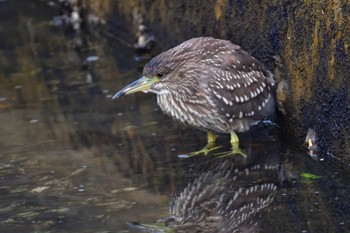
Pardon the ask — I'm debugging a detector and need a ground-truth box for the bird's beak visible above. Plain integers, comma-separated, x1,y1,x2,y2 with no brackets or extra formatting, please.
112,76,159,99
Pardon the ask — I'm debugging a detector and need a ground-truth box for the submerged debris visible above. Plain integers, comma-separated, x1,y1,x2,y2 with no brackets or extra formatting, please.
134,24,156,53
31,186,50,193
85,56,99,62
300,173,322,180
305,128,320,161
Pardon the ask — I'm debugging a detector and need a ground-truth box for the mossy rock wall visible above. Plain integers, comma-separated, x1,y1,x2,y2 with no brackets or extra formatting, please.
83,0,350,162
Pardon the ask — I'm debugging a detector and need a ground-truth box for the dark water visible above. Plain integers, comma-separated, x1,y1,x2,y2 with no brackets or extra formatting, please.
0,1,349,233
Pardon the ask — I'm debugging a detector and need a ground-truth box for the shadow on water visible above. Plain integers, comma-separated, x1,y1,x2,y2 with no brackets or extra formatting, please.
0,1,349,233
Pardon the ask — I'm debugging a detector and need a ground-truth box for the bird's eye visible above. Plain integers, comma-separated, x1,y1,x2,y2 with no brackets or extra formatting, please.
156,73,164,78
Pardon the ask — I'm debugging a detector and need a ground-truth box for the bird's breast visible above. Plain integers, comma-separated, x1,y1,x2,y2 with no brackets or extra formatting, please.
156,94,229,133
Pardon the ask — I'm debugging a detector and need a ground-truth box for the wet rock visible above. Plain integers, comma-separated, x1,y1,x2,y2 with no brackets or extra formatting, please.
276,80,289,115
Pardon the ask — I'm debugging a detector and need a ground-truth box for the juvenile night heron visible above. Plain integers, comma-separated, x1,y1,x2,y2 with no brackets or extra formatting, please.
113,37,275,155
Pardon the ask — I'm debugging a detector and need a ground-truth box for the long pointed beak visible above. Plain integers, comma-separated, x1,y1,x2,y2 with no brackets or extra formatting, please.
112,76,159,100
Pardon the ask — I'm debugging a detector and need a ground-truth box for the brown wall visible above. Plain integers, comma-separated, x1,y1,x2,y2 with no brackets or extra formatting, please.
83,0,350,162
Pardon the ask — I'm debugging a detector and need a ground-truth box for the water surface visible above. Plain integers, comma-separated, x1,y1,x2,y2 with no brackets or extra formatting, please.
0,1,349,233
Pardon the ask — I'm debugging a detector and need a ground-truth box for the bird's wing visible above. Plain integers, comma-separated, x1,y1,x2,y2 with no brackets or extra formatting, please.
205,50,274,120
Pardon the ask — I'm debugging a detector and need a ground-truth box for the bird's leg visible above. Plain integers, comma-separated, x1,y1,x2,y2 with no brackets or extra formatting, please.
230,131,239,147
215,131,246,157
186,132,222,156
206,131,217,149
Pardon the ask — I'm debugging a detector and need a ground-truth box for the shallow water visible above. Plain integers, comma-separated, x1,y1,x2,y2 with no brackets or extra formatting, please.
0,1,349,233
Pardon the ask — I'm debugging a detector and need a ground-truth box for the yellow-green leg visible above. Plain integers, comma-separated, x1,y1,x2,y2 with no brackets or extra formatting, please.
230,131,239,147
187,132,222,156
216,131,246,157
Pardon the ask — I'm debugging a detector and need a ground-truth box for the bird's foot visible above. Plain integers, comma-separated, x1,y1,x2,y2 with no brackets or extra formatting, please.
178,144,222,158
188,145,222,156
213,132,246,157
215,147,246,158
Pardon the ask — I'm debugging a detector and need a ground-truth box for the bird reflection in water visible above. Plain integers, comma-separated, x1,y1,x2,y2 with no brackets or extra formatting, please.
128,156,279,233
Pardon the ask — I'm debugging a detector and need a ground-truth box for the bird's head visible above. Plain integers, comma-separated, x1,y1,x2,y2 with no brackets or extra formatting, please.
111,74,161,100
112,39,204,100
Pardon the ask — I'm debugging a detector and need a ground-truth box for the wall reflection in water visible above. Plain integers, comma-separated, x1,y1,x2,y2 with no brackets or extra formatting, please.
0,1,177,232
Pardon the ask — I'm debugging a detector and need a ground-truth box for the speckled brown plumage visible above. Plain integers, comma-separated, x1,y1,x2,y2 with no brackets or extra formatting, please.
144,37,275,134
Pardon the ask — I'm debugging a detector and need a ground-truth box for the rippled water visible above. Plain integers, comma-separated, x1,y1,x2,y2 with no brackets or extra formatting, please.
0,1,349,233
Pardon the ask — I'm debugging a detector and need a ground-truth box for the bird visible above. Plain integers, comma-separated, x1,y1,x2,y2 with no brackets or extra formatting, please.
113,37,275,156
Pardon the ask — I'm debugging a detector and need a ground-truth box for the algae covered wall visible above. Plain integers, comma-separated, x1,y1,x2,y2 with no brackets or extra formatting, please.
84,0,350,161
